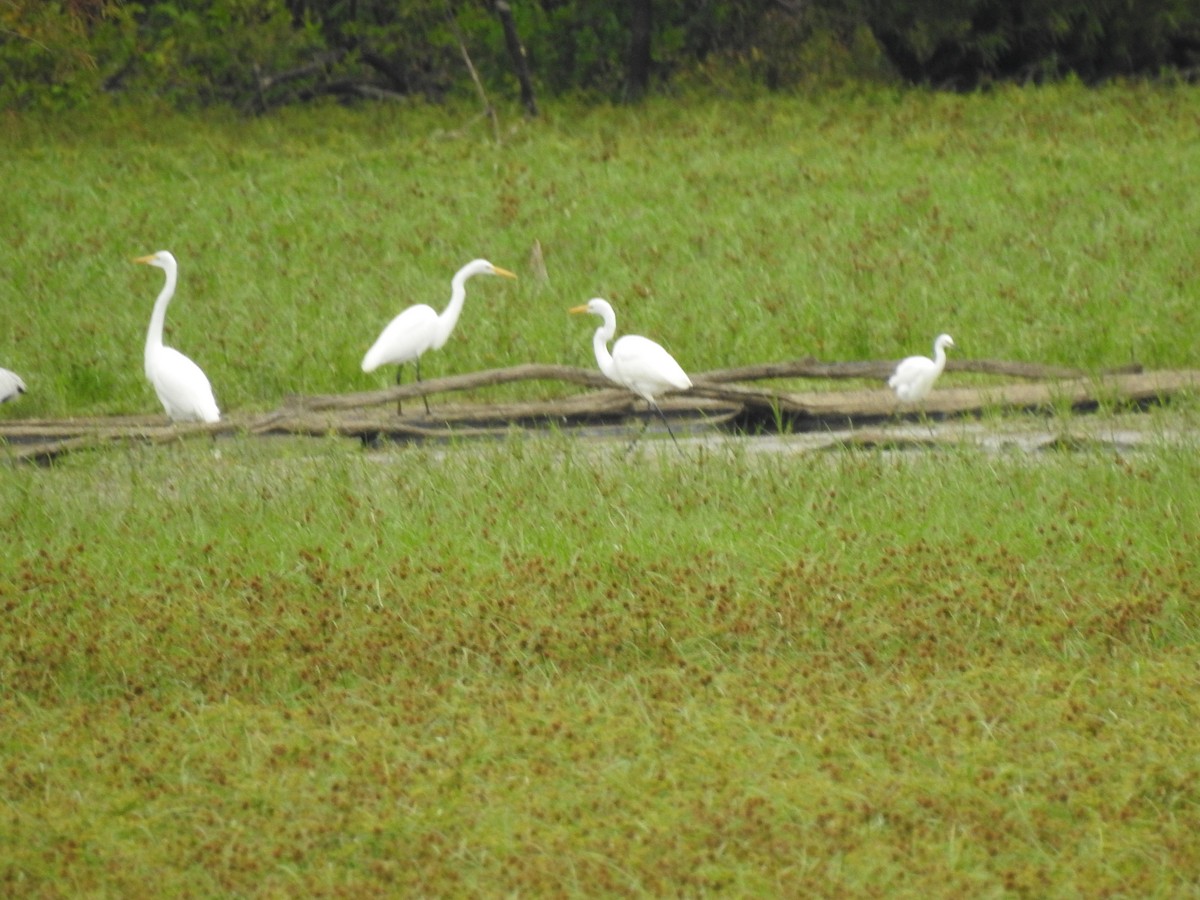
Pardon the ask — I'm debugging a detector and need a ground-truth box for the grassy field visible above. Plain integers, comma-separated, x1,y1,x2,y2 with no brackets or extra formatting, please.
1,82,1198,417
2,434,1199,894
2,84,1200,894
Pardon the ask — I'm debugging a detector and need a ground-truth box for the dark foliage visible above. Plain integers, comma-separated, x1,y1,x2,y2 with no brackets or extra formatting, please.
3,0,1199,110
860,0,1200,89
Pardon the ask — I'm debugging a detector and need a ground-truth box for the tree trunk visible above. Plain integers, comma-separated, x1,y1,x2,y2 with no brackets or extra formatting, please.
494,1,538,116
626,0,652,99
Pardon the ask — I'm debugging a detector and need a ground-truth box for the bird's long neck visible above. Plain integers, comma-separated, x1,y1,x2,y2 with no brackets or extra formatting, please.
932,339,948,374
591,311,618,383
433,273,470,349
146,261,177,356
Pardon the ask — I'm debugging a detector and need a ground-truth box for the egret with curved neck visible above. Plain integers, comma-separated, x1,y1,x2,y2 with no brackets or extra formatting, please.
888,333,955,404
570,297,692,450
134,250,220,423
362,258,516,414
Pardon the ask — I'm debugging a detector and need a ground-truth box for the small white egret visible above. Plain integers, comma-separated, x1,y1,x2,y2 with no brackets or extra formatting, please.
134,251,221,424
361,258,517,413
0,367,26,403
888,333,955,403
570,298,692,449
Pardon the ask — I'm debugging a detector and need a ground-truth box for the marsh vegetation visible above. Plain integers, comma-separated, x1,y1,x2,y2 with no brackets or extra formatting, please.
2,84,1199,892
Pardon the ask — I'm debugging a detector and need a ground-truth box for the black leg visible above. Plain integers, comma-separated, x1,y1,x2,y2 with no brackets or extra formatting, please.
653,402,683,453
394,365,405,415
416,357,430,414
624,416,651,456
624,404,683,456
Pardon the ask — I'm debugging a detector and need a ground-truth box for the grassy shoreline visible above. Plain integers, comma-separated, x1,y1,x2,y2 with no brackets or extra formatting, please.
2,83,1198,419
3,84,1199,893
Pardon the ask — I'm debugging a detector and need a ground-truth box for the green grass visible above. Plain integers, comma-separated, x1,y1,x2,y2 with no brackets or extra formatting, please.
1,82,1199,418
3,84,1200,894
1,435,1199,894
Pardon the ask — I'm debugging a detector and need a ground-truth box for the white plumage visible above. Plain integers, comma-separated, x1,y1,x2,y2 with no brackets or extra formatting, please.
0,367,26,403
570,298,691,404
888,333,955,403
570,298,691,448
361,258,516,413
134,251,220,423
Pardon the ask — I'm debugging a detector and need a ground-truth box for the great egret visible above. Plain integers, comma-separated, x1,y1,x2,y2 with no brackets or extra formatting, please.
0,367,25,403
134,251,221,424
361,258,517,413
888,333,955,403
570,297,692,449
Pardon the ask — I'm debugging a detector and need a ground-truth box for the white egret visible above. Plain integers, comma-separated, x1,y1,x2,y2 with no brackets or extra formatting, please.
0,367,26,403
570,298,692,449
134,251,221,424
361,258,517,413
888,333,955,403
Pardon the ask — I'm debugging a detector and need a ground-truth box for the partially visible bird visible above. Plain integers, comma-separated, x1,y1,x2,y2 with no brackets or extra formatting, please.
362,258,517,414
134,251,221,424
0,367,26,403
570,297,692,449
888,333,955,403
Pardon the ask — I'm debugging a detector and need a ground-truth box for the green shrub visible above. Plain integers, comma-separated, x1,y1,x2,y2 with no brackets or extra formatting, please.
0,1,128,109
121,0,325,108
4,0,1200,110
860,0,1200,88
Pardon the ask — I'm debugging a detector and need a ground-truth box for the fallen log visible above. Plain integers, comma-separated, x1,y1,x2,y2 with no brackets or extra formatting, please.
293,363,609,412
0,365,1192,464
699,359,1143,383
289,358,1145,414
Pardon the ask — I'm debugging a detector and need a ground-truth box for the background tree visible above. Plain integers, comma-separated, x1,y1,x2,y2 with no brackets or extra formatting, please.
626,0,652,98
493,0,538,115
0,0,127,108
3,0,1200,111
857,0,1200,88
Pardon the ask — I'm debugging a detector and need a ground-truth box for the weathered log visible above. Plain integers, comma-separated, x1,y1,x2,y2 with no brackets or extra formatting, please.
697,369,1193,424
698,358,1144,383
296,363,608,412
300,358,1146,414
0,366,1192,465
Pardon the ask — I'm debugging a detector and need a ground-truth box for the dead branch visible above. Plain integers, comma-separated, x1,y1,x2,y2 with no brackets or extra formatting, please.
698,358,1144,383
296,363,610,412
256,49,347,92
0,367,1193,464
447,3,500,143
296,358,1150,415
529,240,549,284
949,360,1143,378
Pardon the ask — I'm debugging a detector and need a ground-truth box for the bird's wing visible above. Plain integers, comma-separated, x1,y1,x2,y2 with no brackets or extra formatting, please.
152,347,220,422
888,355,931,388
613,334,692,400
362,304,439,372
0,367,25,402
